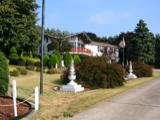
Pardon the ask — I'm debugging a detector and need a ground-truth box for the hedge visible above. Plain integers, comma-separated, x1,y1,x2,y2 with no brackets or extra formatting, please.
62,57,124,89
0,52,9,95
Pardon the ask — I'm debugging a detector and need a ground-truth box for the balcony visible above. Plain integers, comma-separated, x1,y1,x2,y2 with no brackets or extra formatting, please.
70,48,93,56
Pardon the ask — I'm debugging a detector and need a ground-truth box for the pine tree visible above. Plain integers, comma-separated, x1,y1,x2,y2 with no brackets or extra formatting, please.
155,34,160,68
0,0,39,55
130,19,155,64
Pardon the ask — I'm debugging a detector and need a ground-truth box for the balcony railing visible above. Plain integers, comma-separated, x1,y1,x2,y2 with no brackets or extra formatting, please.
70,48,93,56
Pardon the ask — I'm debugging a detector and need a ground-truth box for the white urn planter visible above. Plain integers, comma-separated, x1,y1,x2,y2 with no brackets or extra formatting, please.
60,59,84,92
126,61,137,80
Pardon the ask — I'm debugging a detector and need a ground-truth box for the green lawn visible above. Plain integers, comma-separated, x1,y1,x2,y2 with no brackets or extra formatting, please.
9,65,160,120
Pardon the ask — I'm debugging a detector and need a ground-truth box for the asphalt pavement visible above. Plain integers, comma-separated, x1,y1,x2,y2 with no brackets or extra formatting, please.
66,78,160,120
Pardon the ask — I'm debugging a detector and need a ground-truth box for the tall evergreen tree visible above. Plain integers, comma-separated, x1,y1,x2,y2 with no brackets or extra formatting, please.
130,19,154,64
0,0,39,55
155,34,160,68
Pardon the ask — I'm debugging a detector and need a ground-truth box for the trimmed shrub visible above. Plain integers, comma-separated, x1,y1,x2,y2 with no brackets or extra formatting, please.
0,52,9,95
16,67,27,75
26,66,35,71
73,55,81,64
47,68,61,74
48,54,58,68
10,69,20,77
62,57,124,89
64,52,72,67
132,61,153,77
8,47,19,64
26,58,35,66
54,50,61,66
17,56,26,66
34,61,41,67
43,54,49,67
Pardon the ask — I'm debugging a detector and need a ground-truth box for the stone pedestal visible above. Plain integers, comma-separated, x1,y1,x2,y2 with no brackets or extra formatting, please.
127,73,137,79
126,61,137,80
60,80,84,92
60,59,84,92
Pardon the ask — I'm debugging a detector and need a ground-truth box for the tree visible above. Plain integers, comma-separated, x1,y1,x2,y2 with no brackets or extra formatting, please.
8,47,19,64
48,54,58,68
0,52,9,95
0,0,39,56
64,52,72,67
155,34,160,68
130,19,155,64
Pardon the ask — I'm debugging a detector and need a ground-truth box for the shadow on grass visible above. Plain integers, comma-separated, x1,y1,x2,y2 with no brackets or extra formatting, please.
51,79,64,85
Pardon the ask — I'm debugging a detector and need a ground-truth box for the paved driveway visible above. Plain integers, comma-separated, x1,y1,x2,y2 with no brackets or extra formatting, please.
66,79,160,120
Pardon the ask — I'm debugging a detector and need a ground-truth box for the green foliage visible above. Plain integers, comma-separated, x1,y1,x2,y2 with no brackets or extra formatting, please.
130,19,155,64
133,61,153,77
10,69,20,77
0,0,40,55
73,55,81,64
25,57,40,66
8,47,19,64
43,54,49,67
63,111,73,117
26,66,35,71
64,52,72,67
16,67,27,75
155,34,160,68
48,54,58,68
54,50,61,66
0,52,9,95
47,68,61,74
62,57,124,89
17,56,26,66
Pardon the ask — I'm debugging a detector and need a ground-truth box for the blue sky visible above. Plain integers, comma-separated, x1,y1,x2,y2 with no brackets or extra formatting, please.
36,0,160,37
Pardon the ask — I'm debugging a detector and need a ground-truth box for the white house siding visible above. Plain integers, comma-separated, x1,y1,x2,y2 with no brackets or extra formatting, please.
85,44,102,56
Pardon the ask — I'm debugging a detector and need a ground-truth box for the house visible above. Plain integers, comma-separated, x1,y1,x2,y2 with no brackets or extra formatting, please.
39,33,119,63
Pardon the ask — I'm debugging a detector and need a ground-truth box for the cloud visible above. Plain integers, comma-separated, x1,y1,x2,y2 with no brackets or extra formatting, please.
89,11,130,26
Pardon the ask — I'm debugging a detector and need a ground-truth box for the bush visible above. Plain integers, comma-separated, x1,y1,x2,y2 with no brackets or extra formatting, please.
26,58,35,66
62,57,124,89
48,54,58,68
34,61,41,67
54,50,61,66
25,57,40,67
26,66,35,71
132,61,153,77
16,67,27,75
10,69,20,77
64,52,72,67
73,55,81,64
8,47,19,64
17,56,26,66
0,52,9,95
47,68,61,74
43,54,49,67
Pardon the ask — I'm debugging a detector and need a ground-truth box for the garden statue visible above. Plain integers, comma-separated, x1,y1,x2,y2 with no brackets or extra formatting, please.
60,59,84,92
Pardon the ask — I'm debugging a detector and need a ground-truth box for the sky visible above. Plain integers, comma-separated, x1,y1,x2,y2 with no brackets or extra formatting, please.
36,0,160,37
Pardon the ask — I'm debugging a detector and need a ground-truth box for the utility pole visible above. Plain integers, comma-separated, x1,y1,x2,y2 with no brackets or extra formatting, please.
40,0,45,94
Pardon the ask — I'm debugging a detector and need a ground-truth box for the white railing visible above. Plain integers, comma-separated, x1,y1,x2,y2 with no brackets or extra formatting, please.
0,80,39,117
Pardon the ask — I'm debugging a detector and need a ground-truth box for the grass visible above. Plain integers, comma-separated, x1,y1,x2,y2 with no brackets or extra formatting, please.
8,65,160,120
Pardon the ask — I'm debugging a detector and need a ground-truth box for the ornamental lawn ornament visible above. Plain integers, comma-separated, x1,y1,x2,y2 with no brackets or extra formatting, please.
60,59,84,92
126,61,137,80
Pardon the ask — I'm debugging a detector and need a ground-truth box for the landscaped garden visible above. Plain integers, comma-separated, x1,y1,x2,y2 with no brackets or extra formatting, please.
7,65,160,120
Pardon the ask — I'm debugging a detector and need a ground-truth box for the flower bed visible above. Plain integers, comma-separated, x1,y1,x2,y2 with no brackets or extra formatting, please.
0,96,32,120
